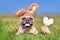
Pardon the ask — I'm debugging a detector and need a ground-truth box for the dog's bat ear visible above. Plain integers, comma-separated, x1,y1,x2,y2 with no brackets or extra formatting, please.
28,3,39,15
16,9,26,16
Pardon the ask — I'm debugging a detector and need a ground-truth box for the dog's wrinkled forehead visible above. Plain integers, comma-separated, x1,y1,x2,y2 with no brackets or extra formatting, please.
24,16,32,18
21,16,34,20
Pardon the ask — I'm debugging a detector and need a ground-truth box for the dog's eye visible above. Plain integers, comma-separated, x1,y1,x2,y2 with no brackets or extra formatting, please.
29,18,33,20
22,17,26,20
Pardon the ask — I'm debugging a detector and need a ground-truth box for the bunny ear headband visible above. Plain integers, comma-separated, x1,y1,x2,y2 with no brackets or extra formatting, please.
16,3,39,16
43,17,54,26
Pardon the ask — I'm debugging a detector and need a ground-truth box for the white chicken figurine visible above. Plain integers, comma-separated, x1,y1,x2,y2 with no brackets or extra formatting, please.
41,17,54,34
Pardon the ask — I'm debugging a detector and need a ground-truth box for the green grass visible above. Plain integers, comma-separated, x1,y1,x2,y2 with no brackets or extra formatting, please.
0,16,60,40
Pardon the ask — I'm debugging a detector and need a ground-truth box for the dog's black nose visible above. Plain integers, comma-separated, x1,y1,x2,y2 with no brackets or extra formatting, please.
26,20,29,23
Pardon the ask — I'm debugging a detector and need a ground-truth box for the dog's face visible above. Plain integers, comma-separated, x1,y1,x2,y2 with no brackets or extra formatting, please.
16,3,39,29
21,16,34,28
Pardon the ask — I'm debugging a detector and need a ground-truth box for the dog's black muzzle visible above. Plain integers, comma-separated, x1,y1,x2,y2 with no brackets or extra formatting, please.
21,17,33,28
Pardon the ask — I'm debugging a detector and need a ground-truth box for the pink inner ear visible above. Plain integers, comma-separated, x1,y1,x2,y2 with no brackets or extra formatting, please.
32,6,36,11
30,6,36,14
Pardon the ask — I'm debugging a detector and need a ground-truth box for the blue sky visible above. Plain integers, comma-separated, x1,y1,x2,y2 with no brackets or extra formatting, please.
0,0,60,14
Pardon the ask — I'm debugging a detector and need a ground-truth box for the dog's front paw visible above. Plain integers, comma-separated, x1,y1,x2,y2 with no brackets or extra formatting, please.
33,31,38,35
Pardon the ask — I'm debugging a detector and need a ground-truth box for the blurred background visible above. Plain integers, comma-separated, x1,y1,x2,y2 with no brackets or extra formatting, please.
0,0,60,16
0,0,60,40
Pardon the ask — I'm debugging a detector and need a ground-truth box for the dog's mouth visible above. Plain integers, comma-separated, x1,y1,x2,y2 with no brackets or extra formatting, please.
25,24,30,27
21,17,33,28
23,23,33,28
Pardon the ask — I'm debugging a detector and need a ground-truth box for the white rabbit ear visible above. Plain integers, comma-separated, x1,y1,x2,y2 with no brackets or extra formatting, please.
43,17,48,25
48,18,54,26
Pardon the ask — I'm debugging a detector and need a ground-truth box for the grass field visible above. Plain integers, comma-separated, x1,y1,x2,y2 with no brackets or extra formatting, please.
0,16,60,40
